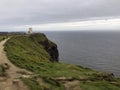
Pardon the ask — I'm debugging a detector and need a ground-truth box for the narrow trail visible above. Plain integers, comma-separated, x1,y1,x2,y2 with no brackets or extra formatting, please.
0,39,32,90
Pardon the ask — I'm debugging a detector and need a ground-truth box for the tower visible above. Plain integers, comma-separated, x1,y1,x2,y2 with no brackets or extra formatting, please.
28,28,33,34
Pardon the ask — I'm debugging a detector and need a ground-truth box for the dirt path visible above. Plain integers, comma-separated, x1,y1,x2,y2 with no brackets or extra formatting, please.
64,80,81,90
54,77,81,90
0,39,32,90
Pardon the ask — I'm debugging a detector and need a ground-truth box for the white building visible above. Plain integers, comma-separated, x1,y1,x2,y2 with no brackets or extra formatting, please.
28,28,33,34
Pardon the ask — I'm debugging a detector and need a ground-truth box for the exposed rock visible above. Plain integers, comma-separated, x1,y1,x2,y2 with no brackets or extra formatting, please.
12,79,19,84
2,63,10,70
30,33,59,62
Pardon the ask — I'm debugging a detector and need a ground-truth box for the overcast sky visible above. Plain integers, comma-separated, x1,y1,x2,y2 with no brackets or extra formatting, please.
0,0,120,31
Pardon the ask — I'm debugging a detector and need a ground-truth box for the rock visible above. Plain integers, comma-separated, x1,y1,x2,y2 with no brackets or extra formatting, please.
2,63,10,70
22,75,31,78
12,79,19,84
46,41,59,62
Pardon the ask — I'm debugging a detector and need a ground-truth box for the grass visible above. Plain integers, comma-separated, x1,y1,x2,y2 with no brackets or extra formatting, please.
22,77,64,90
4,33,120,90
81,81,120,90
0,35,8,42
4,35,51,69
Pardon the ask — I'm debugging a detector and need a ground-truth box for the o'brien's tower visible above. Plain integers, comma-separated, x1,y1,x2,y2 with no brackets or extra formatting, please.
28,27,33,34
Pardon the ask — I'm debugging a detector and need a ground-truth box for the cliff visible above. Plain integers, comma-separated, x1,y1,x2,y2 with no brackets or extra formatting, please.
5,33,59,65
4,33,120,90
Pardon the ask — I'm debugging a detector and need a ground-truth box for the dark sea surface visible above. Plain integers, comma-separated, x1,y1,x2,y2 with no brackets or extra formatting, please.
43,31,120,77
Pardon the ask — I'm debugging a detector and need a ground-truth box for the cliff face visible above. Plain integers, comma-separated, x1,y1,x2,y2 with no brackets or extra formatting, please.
30,33,59,62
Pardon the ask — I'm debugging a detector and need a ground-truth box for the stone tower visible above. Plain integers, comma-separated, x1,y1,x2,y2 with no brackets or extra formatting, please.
28,28,33,34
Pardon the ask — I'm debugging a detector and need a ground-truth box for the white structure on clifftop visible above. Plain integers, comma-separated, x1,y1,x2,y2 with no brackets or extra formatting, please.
28,28,33,34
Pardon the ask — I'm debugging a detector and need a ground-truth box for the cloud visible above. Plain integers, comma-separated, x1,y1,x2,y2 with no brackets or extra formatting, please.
10,18,120,31
0,0,120,31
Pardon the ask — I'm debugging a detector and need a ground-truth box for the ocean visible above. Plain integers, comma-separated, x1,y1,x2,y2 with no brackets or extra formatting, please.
43,31,120,77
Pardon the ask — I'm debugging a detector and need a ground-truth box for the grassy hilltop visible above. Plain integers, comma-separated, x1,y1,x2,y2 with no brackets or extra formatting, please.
4,33,120,90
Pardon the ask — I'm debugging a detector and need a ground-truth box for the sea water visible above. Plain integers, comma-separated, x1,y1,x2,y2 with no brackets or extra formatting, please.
43,31,120,77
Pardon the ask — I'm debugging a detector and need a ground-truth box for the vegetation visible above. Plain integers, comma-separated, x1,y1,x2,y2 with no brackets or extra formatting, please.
4,33,120,90
0,36,8,42
22,77,64,90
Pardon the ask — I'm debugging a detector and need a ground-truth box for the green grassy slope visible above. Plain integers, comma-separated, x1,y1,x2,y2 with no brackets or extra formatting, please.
4,35,51,70
4,33,120,90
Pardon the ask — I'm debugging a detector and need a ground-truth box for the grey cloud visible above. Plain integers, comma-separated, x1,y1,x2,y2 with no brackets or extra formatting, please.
0,0,120,26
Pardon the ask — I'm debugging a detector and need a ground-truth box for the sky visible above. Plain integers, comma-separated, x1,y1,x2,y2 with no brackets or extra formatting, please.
0,0,120,31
